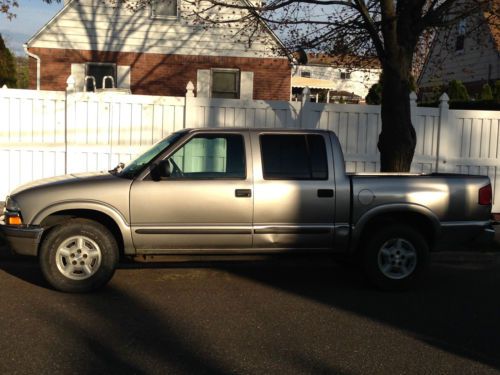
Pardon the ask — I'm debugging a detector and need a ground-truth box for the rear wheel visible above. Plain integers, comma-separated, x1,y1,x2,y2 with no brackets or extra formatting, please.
362,225,430,291
40,219,118,293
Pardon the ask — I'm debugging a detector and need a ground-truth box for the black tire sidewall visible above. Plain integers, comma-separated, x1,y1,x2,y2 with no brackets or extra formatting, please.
363,225,430,291
40,219,118,293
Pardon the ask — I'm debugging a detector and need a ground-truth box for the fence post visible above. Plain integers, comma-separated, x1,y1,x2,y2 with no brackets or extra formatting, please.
300,86,311,128
409,91,417,128
436,93,451,173
184,81,195,128
64,75,76,174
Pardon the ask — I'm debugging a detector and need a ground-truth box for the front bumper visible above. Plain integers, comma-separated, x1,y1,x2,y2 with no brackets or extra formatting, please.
0,224,44,256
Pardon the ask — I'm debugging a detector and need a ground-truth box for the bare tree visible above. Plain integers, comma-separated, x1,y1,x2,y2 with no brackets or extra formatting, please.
1,0,57,20
1,0,19,19
183,0,497,171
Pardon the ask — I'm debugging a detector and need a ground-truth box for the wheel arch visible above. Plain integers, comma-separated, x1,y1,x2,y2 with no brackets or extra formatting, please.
36,206,133,257
351,205,440,253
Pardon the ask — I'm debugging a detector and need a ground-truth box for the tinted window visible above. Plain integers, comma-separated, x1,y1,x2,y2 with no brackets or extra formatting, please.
308,135,328,179
260,134,328,180
169,134,245,179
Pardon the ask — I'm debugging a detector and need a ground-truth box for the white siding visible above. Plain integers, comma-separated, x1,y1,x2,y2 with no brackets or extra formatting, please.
28,0,285,59
419,12,500,89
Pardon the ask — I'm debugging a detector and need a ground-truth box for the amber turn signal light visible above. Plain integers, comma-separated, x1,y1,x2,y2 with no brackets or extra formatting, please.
7,215,22,225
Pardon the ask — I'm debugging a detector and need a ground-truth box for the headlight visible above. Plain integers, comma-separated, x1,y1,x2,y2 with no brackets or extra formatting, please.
5,196,20,212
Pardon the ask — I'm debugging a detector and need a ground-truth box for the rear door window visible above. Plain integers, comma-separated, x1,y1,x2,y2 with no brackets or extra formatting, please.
260,134,328,180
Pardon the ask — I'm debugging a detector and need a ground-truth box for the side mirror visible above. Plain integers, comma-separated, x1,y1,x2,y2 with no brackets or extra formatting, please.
151,159,171,181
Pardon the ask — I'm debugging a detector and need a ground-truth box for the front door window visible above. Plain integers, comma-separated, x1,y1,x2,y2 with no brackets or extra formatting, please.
168,134,246,179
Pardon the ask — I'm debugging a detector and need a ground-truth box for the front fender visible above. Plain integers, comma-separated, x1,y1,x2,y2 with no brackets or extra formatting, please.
31,200,135,255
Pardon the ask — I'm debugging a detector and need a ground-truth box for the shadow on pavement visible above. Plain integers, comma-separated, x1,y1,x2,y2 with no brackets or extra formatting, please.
0,254,499,372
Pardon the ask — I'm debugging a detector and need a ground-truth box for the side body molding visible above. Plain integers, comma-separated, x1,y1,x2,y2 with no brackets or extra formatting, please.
31,200,135,255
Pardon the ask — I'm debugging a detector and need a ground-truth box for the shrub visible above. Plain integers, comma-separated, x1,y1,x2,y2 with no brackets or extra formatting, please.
448,80,469,101
480,83,493,101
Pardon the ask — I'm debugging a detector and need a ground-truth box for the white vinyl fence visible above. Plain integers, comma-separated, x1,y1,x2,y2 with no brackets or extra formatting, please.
1,82,499,212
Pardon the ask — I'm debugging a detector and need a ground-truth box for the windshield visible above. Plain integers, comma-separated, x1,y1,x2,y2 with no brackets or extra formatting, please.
118,130,188,179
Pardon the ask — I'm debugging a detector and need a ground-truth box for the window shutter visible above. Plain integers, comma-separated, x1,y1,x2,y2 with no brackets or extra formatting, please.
70,63,86,92
117,65,131,89
240,71,254,100
197,69,210,97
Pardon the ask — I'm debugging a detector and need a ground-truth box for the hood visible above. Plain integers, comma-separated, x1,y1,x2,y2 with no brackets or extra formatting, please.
10,171,113,196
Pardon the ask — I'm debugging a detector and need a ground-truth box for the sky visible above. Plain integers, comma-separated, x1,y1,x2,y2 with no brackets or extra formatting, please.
0,0,63,55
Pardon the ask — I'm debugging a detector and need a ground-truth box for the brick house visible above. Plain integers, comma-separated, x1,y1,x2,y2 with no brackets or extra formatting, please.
25,0,291,100
418,0,499,99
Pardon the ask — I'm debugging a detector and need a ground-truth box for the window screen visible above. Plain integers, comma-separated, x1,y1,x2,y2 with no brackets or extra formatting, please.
152,0,177,18
212,70,240,99
455,20,466,51
260,134,328,180
169,134,245,179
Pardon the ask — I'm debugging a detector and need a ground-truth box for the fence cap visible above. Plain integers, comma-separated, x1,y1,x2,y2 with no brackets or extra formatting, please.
186,81,195,97
439,93,449,102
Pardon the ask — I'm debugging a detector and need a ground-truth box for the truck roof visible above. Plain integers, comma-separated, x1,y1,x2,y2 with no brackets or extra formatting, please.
182,128,334,134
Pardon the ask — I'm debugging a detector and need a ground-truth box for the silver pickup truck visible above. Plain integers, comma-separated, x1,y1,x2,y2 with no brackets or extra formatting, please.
0,128,494,292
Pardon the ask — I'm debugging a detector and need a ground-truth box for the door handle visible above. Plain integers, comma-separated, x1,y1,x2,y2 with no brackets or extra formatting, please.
235,189,252,198
317,189,334,198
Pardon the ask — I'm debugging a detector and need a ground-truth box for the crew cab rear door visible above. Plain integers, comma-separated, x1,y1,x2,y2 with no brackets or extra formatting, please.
129,130,253,251
251,131,336,250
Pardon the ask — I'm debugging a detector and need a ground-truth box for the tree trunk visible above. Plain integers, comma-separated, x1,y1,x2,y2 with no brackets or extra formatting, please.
378,58,416,172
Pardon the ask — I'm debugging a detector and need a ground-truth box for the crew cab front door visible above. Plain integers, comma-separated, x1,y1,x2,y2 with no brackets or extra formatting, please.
130,131,253,252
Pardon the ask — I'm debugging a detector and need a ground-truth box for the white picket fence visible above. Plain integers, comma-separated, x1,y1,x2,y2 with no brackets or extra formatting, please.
1,83,499,212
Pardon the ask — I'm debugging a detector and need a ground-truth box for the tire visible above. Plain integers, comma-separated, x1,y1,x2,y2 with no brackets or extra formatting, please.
39,219,119,293
362,225,430,291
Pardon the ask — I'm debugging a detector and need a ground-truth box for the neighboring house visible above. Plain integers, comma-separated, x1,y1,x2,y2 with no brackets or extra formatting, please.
25,0,291,100
418,0,500,99
291,54,381,103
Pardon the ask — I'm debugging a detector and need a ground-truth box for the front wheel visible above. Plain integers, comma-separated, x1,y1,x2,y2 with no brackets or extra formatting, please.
39,219,119,293
362,225,430,291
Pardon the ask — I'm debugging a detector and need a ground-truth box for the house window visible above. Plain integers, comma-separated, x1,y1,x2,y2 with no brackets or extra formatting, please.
301,71,311,78
340,72,351,80
455,20,466,51
85,63,116,91
152,0,178,19
211,69,240,99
